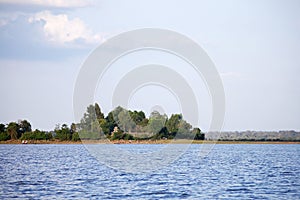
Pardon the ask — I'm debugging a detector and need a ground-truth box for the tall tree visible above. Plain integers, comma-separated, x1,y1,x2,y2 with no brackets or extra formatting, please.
177,119,192,134
177,119,193,139
0,123,9,141
192,128,204,140
79,104,97,132
55,124,72,141
118,109,135,132
129,110,146,125
166,114,182,134
104,112,117,134
0,123,5,133
19,120,32,134
111,106,125,123
95,103,104,120
7,122,20,139
148,111,167,134
70,123,77,134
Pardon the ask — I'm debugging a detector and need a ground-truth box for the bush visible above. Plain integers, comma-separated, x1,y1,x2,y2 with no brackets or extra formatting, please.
79,131,101,140
20,130,50,140
111,131,123,140
176,132,195,139
55,129,72,141
45,132,53,140
0,132,10,141
152,127,173,140
194,133,205,140
111,131,134,140
72,132,81,141
123,133,134,140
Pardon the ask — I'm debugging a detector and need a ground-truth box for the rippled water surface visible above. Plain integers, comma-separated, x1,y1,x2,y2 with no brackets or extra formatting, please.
0,144,299,199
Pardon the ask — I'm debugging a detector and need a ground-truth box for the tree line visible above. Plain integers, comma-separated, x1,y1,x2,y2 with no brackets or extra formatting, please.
0,120,80,142
205,131,300,141
77,103,204,140
0,103,204,141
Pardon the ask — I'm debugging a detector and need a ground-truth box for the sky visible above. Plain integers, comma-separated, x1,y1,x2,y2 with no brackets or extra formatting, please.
0,0,299,132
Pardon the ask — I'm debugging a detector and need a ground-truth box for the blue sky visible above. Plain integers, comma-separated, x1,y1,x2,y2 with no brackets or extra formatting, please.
0,0,299,131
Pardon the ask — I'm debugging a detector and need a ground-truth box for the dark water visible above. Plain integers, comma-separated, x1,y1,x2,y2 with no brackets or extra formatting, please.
0,144,299,199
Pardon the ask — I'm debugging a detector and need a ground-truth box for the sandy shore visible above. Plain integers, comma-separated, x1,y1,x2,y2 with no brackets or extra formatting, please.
0,139,299,145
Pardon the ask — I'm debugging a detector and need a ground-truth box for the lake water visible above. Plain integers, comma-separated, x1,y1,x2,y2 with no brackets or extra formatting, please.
0,144,299,199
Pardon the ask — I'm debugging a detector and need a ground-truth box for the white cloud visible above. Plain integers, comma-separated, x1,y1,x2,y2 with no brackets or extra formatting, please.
0,0,91,8
28,11,103,45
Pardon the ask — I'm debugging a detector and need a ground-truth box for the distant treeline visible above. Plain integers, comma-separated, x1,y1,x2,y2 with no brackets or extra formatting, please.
205,131,300,141
0,103,204,142
0,120,80,142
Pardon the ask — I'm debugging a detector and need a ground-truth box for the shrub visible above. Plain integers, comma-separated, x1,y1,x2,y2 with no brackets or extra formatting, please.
20,130,49,140
78,131,101,140
72,132,81,141
111,131,134,140
0,132,10,141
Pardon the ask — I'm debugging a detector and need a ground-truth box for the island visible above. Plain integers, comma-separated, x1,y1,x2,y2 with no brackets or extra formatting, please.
1,103,299,144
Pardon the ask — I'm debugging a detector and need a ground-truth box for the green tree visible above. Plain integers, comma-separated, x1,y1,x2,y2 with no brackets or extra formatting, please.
45,132,53,140
91,120,102,134
95,103,104,120
0,123,5,133
19,120,32,135
70,123,77,134
111,129,123,140
55,124,72,141
7,122,20,139
148,111,167,134
177,119,192,139
192,128,204,140
20,129,50,140
19,132,32,140
79,104,97,132
72,132,80,141
152,127,169,140
166,114,182,134
34,129,47,140
106,106,132,133
99,118,110,135
0,123,8,141
111,129,134,140
111,106,125,123
117,109,135,133
70,123,80,141
129,110,147,126
104,111,119,134
0,132,10,141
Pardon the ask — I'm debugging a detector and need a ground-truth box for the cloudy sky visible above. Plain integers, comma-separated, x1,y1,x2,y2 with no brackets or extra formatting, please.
0,0,299,131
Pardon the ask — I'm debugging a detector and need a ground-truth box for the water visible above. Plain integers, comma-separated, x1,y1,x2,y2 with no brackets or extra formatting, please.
0,144,299,199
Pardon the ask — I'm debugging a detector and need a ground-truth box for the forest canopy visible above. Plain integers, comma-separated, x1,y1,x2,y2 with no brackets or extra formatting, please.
77,103,204,141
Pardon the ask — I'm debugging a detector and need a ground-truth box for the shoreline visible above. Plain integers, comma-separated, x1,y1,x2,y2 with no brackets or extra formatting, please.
1,139,299,145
